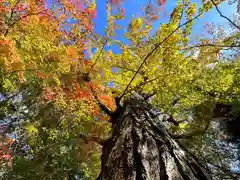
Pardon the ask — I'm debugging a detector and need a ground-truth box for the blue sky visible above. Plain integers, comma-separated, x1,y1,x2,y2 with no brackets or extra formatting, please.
93,0,237,53
45,0,237,53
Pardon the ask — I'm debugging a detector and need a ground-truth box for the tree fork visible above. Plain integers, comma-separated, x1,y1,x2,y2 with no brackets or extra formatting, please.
97,94,211,180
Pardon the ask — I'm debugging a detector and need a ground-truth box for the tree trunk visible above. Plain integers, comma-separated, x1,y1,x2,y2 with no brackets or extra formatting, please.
97,95,211,180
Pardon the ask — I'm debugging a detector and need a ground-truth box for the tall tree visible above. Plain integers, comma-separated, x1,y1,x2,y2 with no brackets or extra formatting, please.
97,93,211,180
0,0,239,179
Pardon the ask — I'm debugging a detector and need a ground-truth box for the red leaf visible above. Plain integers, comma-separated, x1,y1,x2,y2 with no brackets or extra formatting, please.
109,0,123,6
157,0,166,6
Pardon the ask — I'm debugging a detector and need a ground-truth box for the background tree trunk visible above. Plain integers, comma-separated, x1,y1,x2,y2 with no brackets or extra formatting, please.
97,96,211,180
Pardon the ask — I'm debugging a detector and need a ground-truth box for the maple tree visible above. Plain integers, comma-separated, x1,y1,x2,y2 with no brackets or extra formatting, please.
0,0,240,179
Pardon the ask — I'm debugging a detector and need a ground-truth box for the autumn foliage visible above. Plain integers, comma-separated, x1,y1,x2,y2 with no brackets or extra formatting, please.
1,0,239,179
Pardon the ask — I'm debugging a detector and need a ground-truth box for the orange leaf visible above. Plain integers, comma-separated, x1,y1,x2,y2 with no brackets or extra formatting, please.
67,47,77,58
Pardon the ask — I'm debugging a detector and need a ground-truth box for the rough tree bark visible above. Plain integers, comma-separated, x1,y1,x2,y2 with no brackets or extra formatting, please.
97,94,211,180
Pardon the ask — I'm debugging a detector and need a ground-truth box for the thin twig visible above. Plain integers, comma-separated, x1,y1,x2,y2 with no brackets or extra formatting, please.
112,65,137,73
88,40,107,73
178,1,185,27
89,30,106,45
4,0,22,36
111,65,146,75
179,43,239,50
119,13,203,101
210,0,240,31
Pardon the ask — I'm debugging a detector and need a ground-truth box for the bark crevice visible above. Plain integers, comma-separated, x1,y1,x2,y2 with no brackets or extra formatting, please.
132,125,144,180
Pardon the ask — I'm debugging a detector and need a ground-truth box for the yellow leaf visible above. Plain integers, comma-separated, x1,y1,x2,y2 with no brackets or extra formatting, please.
67,47,77,59
24,124,38,134
179,122,186,129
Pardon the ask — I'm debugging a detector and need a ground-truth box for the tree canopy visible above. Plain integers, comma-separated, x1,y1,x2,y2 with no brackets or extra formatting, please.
0,0,239,179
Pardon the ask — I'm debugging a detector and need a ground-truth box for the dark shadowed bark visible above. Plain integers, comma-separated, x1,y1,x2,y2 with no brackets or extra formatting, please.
97,94,211,180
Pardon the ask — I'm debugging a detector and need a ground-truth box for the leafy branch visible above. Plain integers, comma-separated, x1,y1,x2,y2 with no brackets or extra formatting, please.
119,12,203,101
